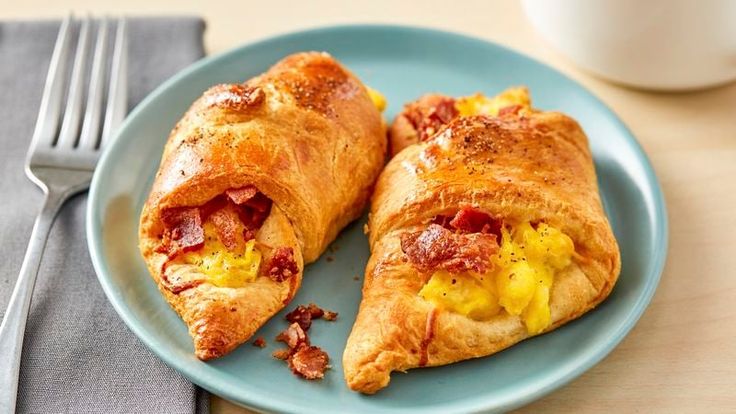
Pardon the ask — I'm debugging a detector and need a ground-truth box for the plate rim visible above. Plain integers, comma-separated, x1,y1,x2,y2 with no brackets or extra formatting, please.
86,23,669,414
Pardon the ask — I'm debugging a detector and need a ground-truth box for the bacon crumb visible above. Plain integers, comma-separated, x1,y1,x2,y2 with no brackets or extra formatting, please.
268,247,299,282
272,349,291,360
288,346,329,380
276,323,309,349
252,337,266,348
286,304,322,330
286,303,338,330
306,303,326,320
322,310,338,321
274,304,334,380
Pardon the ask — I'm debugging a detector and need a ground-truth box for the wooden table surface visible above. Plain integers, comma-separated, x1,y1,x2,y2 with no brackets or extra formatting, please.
5,1,735,412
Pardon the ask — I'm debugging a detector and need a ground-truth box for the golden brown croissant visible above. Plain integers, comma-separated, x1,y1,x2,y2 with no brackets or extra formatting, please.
343,88,620,393
138,52,386,360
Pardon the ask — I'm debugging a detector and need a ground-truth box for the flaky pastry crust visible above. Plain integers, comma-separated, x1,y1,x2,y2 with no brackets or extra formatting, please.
139,52,386,359
343,97,620,393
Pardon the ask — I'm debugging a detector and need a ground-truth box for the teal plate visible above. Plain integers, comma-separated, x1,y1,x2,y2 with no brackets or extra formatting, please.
87,25,667,413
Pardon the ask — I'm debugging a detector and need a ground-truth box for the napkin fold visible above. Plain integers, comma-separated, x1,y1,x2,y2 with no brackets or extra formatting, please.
0,17,209,414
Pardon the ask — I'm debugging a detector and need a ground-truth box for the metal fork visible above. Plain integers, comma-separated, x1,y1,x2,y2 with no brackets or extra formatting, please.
0,15,128,413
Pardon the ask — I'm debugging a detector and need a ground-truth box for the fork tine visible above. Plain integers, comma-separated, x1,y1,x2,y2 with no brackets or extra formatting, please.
56,16,92,148
27,15,73,152
78,18,109,150
100,18,128,148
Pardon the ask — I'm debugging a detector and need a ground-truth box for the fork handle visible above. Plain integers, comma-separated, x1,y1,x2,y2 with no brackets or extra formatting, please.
0,191,67,414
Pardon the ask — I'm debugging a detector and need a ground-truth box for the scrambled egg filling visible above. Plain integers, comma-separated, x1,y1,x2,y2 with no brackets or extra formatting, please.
455,87,531,117
178,222,262,288
418,222,574,334
367,86,387,112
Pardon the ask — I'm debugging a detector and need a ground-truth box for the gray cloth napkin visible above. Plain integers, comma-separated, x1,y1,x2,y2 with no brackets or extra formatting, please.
0,17,209,414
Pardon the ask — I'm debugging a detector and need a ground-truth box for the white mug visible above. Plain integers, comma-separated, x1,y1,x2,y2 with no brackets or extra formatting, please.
521,0,736,91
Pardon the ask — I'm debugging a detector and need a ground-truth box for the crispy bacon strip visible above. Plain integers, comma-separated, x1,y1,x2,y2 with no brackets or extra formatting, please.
158,186,274,260
405,96,458,142
198,195,227,221
226,186,258,205
209,206,246,252
400,224,498,274
227,185,271,212
156,207,205,258
226,186,273,235
449,207,502,237
268,247,299,282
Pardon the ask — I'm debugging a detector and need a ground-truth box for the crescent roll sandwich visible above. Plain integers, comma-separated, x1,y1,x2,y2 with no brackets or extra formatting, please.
343,88,620,393
139,52,387,360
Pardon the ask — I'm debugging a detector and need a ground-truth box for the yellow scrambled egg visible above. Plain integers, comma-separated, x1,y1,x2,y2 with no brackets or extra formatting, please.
454,87,531,117
418,222,574,334
367,86,387,112
419,270,501,321
178,222,262,288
